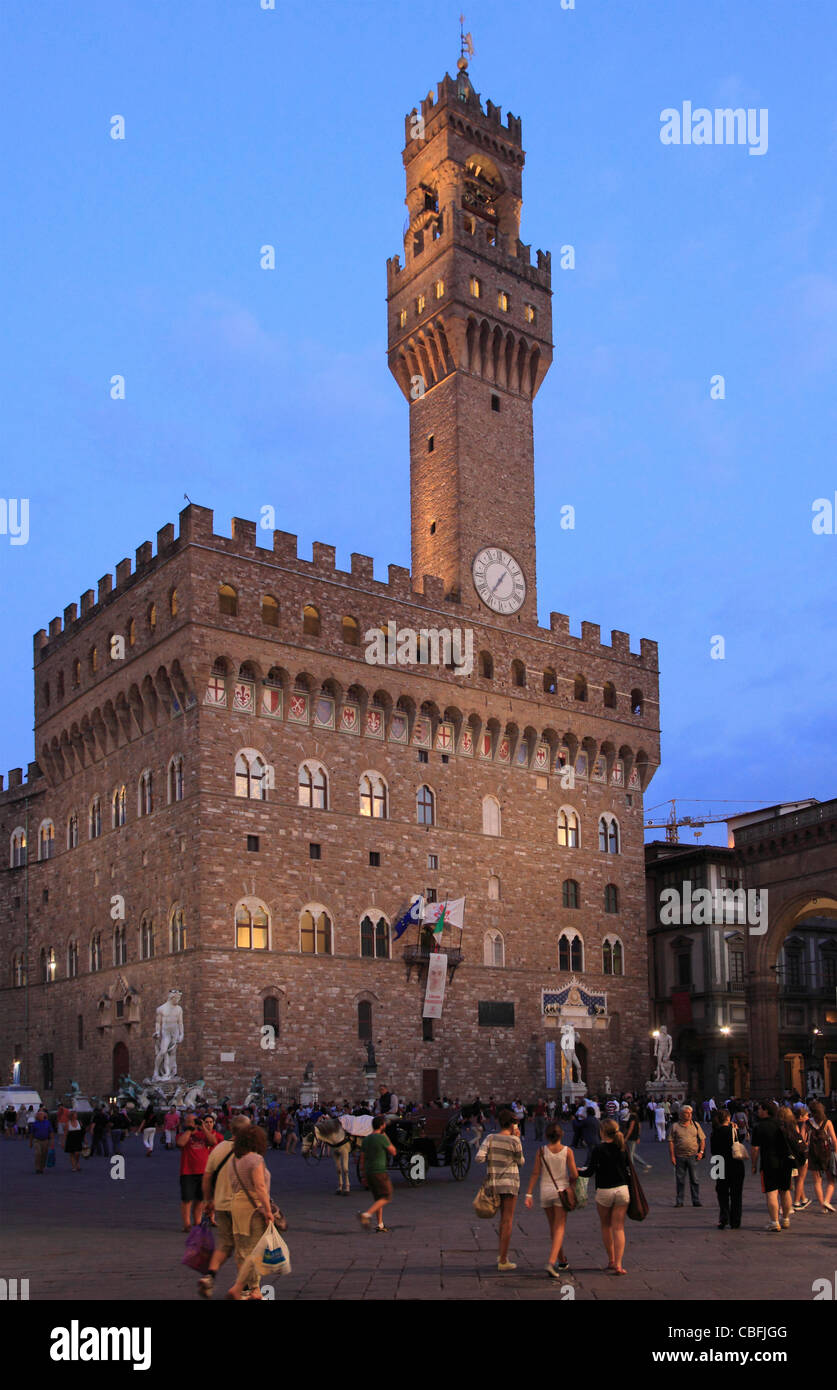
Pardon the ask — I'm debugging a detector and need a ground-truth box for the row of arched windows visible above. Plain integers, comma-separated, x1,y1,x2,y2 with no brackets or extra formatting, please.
10,909,188,985
8,759,186,865
556,929,625,976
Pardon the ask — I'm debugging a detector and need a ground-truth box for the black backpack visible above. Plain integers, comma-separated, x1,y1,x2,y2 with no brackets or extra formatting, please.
784,1125,808,1165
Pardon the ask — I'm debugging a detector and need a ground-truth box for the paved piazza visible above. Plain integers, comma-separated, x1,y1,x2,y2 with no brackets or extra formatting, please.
2,1127,834,1304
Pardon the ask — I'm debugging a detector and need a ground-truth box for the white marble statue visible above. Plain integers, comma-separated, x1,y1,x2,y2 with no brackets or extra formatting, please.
153,989,184,1081
560,1022,583,1085
654,1025,675,1082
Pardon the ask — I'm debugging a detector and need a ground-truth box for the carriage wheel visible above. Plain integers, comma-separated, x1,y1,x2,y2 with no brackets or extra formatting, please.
450,1136,471,1181
397,1147,427,1186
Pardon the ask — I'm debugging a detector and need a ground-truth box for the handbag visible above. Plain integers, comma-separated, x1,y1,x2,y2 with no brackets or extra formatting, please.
473,1146,517,1219
573,1175,588,1208
541,1146,576,1211
233,1158,288,1231
181,1216,215,1272
731,1123,748,1162
626,1155,649,1222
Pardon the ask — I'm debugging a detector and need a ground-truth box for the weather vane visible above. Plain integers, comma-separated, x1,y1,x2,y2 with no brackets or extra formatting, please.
458,13,474,71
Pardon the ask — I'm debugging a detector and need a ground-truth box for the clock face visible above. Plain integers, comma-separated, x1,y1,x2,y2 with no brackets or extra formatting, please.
472,547,526,614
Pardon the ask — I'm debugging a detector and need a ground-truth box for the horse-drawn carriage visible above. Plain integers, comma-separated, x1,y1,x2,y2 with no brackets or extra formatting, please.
354,1107,472,1188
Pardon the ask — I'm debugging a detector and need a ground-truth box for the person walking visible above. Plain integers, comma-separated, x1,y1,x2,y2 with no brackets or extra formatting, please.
791,1106,812,1210
580,1107,600,1166
282,1109,299,1155
198,1115,251,1299
578,1120,631,1276
163,1105,179,1150
176,1111,220,1231
751,1101,794,1232
56,1101,70,1149
654,1101,667,1142
226,1125,274,1301
475,1109,525,1272
524,1121,578,1278
807,1101,836,1213
357,1114,396,1233
63,1112,84,1172
624,1105,652,1172
669,1104,705,1207
533,1099,547,1143
709,1110,745,1229
511,1098,526,1138
31,1108,53,1174
141,1102,157,1157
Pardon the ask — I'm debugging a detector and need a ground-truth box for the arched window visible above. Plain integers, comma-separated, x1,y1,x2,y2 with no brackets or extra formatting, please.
90,646,98,674
599,814,620,854
543,668,557,694
478,651,493,679
44,681,50,707
488,874,501,901
263,996,280,1037
138,770,153,817
298,761,328,809
128,619,136,648
67,939,79,978
170,907,187,953
57,670,64,699
261,595,279,627
40,946,56,983
557,808,579,848
147,603,157,631
482,795,501,836
358,1000,373,1041
604,884,619,914
417,784,435,826
169,588,178,617
89,798,102,840
303,604,321,636
484,929,505,967
38,821,54,861
573,674,587,702
168,755,184,803
140,916,155,960
39,948,47,983
603,681,617,708
360,913,390,959
562,878,580,909
603,936,624,976
236,902,269,951
219,584,238,616
511,659,526,688
12,951,26,987
112,785,127,828
72,658,81,688
235,750,267,800
631,688,643,716
360,773,388,819
300,906,333,955
558,931,584,973
90,932,103,972
342,616,360,645
10,828,27,867
113,925,127,966
67,810,79,849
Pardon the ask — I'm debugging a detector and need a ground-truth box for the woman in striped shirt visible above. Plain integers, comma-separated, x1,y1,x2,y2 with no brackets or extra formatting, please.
476,1109,525,1272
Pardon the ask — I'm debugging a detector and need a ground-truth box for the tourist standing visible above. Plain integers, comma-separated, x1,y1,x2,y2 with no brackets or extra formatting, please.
226,1125,274,1301
176,1111,220,1231
163,1105,179,1150
64,1112,84,1172
807,1101,836,1213
56,1101,70,1148
524,1122,578,1278
533,1099,547,1143
669,1105,705,1207
709,1110,745,1229
624,1105,652,1172
578,1120,631,1276
751,1101,794,1232
654,1101,667,1142
511,1098,526,1138
792,1106,812,1209
475,1109,524,1272
32,1108,53,1173
580,1107,600,1165
198,1115,251,1299
358,1115,396,1232
141,1102,157,1157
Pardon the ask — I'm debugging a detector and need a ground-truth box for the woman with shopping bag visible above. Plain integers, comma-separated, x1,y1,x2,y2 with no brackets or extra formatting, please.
225,1125,277,1301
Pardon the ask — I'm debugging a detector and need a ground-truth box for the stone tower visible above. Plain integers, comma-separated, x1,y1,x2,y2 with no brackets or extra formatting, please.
387,60,553,624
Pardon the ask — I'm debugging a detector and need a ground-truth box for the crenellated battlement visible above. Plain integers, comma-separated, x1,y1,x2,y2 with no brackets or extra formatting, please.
405,71,523,149
33,505,658,674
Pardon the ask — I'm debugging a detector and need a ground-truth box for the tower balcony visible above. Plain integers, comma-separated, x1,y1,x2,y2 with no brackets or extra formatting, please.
402,943,464,982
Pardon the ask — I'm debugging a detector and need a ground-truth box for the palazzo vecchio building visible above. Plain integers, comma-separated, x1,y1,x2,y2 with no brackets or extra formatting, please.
0,59,660,1106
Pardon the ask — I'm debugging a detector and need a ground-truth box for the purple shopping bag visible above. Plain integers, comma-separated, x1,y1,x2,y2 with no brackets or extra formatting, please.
181,1217,215,1272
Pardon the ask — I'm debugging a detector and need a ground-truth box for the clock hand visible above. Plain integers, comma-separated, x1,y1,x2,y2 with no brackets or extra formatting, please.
490,571,507,593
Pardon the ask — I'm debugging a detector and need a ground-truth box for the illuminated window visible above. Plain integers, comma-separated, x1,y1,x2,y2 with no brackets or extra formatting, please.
219,584,237,617
360,773,388,819
89,798,102,840
169,588,178,617
498,290,509,312
603,936,624,976
300,907,333,955
299,761,328,809
342,616,360,645
435,279,444,299
138,771,153,817
557,808,580,849
416,293,426,314
236,903,269,951
170,908,187,953
261,595,279,627
147,603,157,631
168,756,184,803
235,751,267,800
525,303,535,324
303,604,320,636
38,821,54,861
112,785,127,828
399,308,407,328
67,812,79,850
469,276,481,298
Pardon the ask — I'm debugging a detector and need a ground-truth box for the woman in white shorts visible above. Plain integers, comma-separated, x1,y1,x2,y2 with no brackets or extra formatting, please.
524,1122,579,1278
578,1119,631,1276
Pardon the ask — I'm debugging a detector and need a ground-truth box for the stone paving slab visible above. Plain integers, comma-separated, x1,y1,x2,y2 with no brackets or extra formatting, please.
1,1132,835,1301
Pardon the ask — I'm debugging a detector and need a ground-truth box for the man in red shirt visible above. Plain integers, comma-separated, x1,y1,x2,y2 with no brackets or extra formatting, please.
176,1112,220,1230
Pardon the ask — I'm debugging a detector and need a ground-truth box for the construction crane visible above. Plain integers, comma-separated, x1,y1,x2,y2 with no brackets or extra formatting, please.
644,799,773,845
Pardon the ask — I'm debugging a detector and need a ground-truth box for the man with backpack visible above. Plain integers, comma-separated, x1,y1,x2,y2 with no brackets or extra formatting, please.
198,1115,251,1298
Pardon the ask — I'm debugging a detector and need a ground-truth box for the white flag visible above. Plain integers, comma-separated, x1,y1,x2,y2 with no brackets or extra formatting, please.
423,897,466,928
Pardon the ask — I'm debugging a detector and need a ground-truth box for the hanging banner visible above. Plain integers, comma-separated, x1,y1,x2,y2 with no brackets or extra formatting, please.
545,1040,556,1090
422,952,448,1019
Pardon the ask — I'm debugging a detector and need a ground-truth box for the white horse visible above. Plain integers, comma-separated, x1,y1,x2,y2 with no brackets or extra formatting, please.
302,1115,370,1193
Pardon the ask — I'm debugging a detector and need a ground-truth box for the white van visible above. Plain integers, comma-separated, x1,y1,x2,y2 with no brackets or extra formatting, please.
0,1085,44,1124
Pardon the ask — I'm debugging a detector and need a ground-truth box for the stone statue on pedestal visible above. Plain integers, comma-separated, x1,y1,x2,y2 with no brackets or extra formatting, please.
152,989,184,1082
365,1040,376,1068
560,1023,583,1085
653,1025,675,1082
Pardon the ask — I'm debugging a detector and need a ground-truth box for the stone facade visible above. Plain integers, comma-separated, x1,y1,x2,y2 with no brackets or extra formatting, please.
0,61,660,1107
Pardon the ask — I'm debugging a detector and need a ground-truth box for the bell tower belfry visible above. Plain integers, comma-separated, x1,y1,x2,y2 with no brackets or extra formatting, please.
386,57,553,624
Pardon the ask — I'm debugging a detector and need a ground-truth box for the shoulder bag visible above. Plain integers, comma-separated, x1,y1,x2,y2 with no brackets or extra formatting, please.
626,1153,649,1222
233,1157,288,1232
473,1141,518,1219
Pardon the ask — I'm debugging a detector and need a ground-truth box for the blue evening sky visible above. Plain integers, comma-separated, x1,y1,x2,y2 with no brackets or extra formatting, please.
2,0,835,845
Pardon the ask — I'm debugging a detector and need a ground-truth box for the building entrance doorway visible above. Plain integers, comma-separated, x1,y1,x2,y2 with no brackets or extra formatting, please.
422,1069,439,1104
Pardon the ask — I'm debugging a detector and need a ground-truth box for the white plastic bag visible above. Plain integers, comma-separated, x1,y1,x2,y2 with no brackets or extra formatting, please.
250,1220,291,1280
